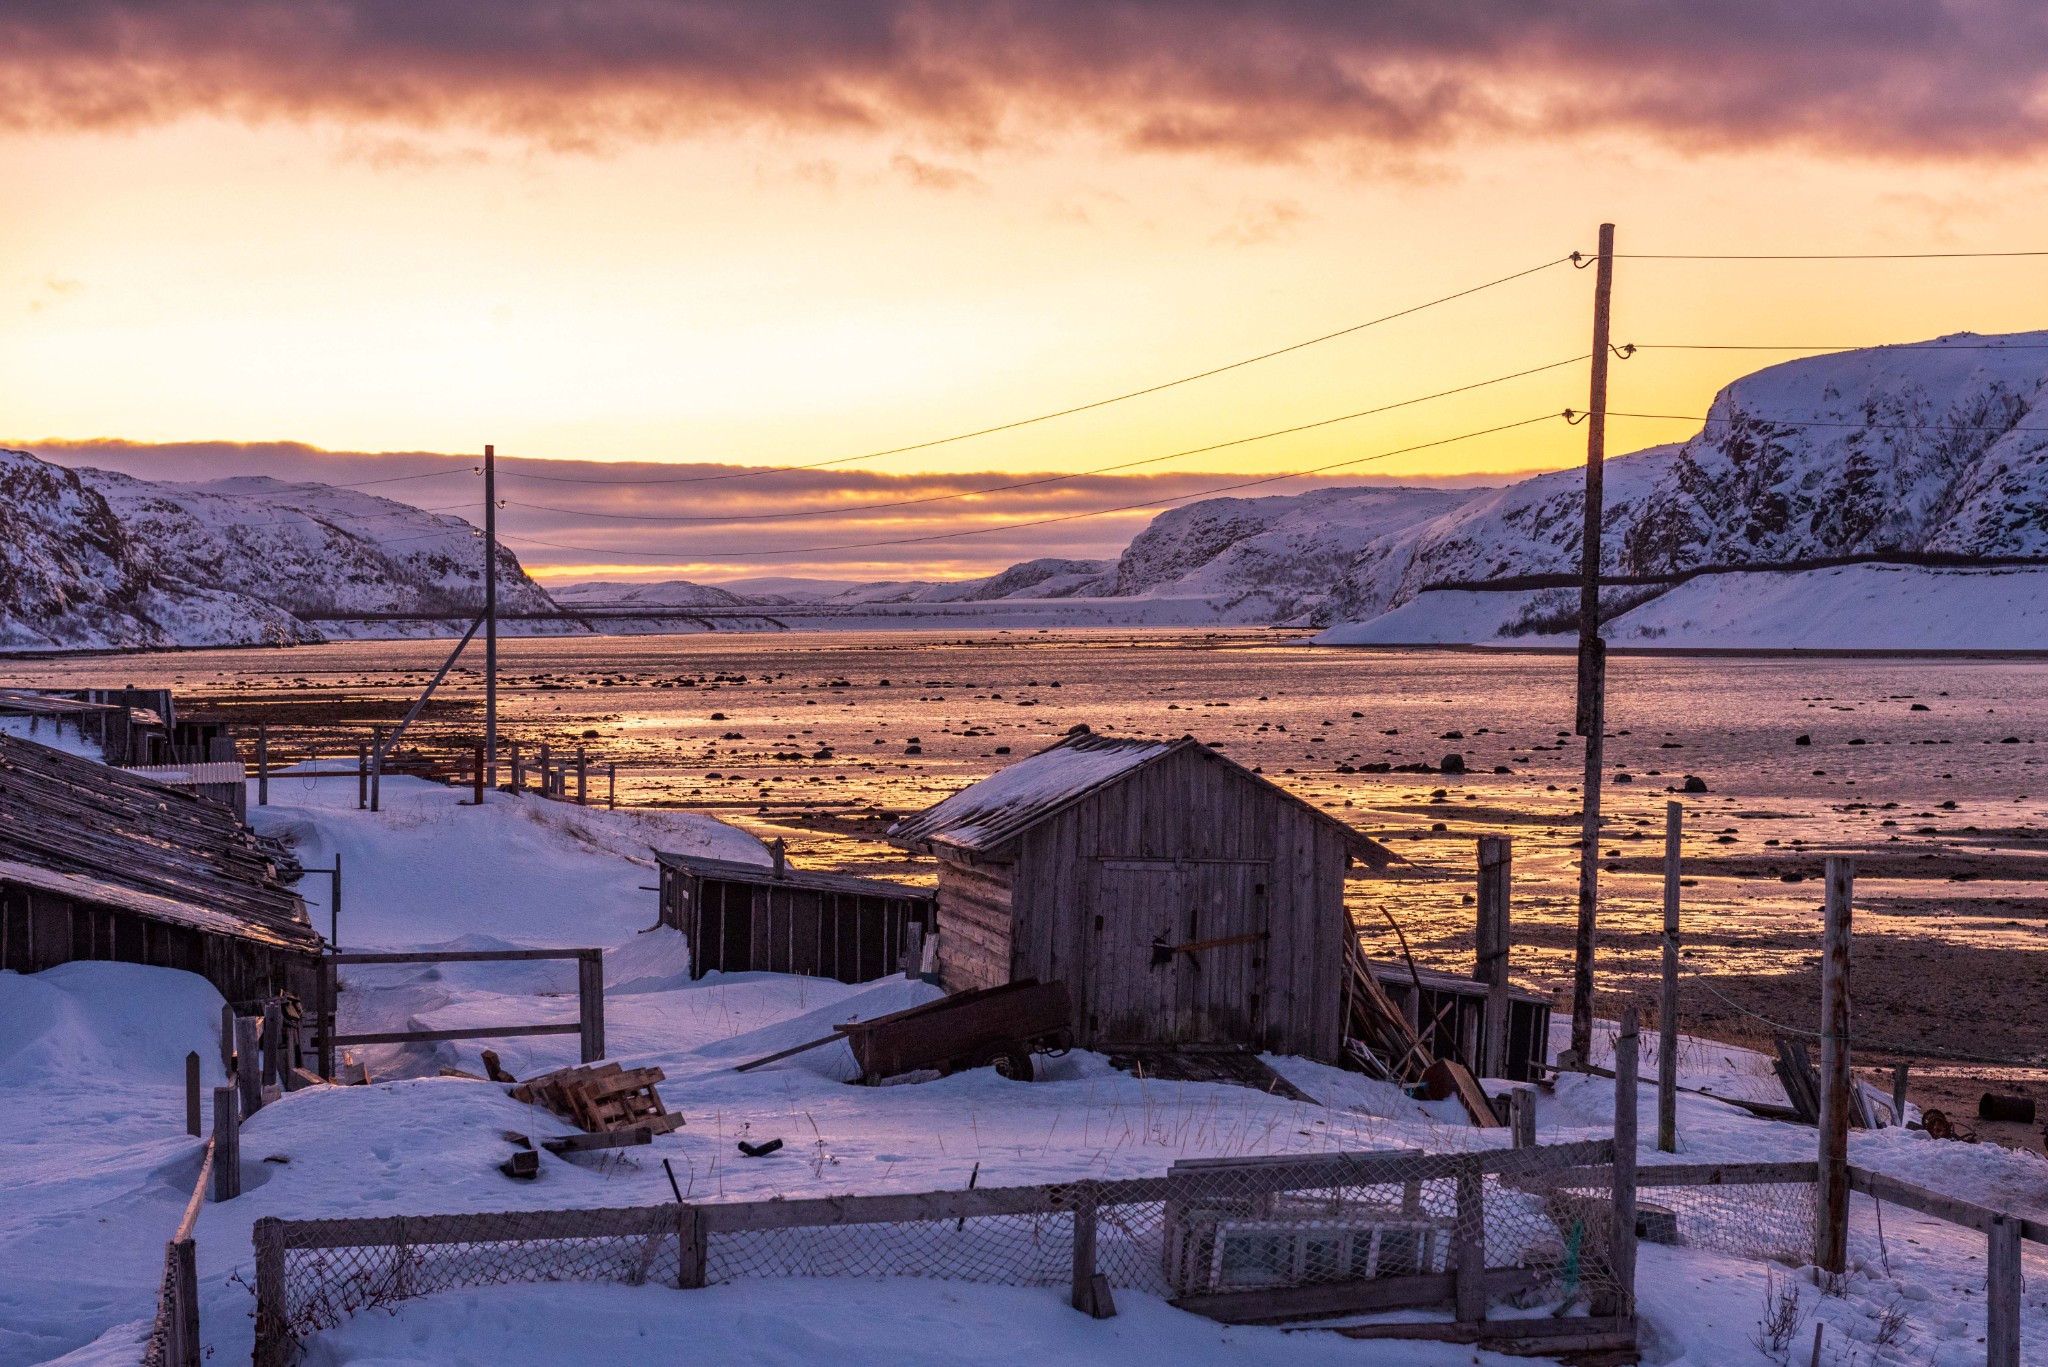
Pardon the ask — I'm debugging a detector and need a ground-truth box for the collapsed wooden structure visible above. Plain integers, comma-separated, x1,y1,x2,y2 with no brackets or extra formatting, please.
888,731,1394,1062
657,849,933,984
0,732,320,1002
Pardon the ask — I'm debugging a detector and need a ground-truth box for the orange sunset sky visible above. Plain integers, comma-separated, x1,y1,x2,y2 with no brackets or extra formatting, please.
4,4,2047,582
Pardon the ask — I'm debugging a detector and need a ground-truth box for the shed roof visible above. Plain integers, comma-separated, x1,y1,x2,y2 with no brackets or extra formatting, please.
655,850,934,901
0,733,317,952
887,731,1394,867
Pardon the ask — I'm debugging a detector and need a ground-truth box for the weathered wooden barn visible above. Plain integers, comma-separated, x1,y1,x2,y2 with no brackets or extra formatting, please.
657,849,934,984
0,733,321,1003
887,732,1394,1062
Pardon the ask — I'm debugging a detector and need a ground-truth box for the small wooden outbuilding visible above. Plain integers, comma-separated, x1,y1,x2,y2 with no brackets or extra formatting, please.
0,732,321,1003
887,732,1394,1062
657,849,934,984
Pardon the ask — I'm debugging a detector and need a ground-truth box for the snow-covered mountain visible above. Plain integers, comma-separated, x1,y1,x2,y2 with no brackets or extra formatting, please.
0,450,563,650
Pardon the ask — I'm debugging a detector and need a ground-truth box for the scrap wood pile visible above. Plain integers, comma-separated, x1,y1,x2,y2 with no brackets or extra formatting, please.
510,1063,684,1136
1340,927,1502,1128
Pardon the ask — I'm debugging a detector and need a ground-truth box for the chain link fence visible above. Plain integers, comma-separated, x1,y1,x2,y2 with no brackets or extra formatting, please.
256,1140,1670,1363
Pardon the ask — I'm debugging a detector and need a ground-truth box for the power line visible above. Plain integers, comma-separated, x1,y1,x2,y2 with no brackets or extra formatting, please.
1611,250,2048,261
496,412,1561,562
500,356,1586,525
496,256,1573,489
1630,342,2048,353
1609,410,2048,434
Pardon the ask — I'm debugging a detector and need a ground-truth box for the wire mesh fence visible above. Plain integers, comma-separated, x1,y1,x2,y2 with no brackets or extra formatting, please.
258,1140,1670,1363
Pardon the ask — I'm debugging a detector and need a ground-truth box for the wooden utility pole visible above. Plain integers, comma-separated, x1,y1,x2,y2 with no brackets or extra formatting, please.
1658,800,1681,1152
1569,221,1618,1066
1814,857,1854,1273
1475,836,1512,1078
483,444,499,790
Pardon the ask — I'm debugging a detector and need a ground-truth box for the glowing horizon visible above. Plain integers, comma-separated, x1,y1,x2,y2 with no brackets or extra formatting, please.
6,4,2048,578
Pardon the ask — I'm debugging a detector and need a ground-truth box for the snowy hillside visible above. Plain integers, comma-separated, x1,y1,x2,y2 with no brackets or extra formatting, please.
0,449,566,651
1320,332,2048,644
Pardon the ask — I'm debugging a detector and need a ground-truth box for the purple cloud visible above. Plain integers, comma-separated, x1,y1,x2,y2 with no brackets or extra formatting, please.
0,3,2039,158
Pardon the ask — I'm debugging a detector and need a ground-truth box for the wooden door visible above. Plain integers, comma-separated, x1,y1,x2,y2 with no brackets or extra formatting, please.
1087,859,1269,1047
1087,859,1184,1045
1176,862,1270,1046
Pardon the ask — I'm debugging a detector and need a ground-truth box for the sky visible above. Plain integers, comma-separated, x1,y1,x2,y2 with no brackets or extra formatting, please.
6,3,2048,583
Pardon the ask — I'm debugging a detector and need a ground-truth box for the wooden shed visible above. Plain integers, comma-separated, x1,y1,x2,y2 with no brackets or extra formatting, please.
658,850,934,984
0,732,321,1004
887,732,1394,1062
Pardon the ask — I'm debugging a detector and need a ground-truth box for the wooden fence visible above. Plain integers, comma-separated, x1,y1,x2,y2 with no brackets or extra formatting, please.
251,1138,1643,1366
314,948,605,1079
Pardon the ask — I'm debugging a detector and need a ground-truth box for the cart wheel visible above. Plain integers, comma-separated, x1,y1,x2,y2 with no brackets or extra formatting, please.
977,1042,1035,1082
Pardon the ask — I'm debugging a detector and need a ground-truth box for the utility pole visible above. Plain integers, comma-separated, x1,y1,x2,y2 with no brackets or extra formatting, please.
483,444,498,790
1568,222,1617,1067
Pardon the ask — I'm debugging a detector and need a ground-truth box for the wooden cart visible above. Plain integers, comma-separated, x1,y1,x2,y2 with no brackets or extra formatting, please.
845,979,1074,1083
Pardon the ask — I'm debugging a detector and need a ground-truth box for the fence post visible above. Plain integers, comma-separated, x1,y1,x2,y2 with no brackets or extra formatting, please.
1814,857,1854,1274
473,744,485,804
235,1016,263,1115
577,746,588,805
369,726,383,813
211,1087,240,1201
676,1204,707,1289
262,1001,283,1089
1508,1087,1537,1148
185,1051,202,1137
510,739,523,793
1475,835,1511,1079
219,1002,236,1079
1453,1158,1487,1322
539,742,550,797
1609,1007,1640,1319
609,762,617,810
1987,1212,2021,1367
317,958,336,1082
256,723,269,807
170,1238,200,1367
330,852,342,950
1659,801,1681,1153
578,950,606,1063
1068,1181,1114,1317
357,741,368,810
252,1217,289,1367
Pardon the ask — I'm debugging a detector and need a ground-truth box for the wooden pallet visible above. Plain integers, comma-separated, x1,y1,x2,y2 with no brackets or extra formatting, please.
510,1063,685,1135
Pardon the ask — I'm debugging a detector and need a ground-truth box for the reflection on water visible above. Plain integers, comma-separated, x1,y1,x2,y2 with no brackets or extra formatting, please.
10,629,2048,1065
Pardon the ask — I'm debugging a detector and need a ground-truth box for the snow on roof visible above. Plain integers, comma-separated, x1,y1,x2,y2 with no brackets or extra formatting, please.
887,732,1175,853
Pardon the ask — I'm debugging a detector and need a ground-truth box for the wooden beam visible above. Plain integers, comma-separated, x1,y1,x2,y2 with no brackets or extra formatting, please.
1475,835,1511,1079
326,1022,581,1047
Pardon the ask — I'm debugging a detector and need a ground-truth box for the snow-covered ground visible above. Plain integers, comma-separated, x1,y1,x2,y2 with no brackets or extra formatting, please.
1317,563,2048,650
6,754,2048,1366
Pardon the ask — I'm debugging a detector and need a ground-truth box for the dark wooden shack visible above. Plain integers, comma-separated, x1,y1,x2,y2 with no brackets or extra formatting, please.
0,733,321,1003
1369,960,1553,1084
887,732,1394,1063
658,850,933,984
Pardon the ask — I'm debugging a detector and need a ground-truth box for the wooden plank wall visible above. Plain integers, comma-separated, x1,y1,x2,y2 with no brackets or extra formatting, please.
681,869,929,985
934,859,1014,992
0,880,317,1004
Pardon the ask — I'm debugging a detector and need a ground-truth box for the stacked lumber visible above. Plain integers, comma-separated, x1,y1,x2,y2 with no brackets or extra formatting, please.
510,1063,684,1135
1340,928,1437,1087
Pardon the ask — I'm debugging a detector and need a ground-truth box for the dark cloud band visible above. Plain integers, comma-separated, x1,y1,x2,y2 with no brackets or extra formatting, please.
0,3,2038,158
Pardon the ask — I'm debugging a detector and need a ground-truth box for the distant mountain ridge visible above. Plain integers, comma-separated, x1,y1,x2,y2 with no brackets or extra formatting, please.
0,451,559,649
13,332,2048,650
